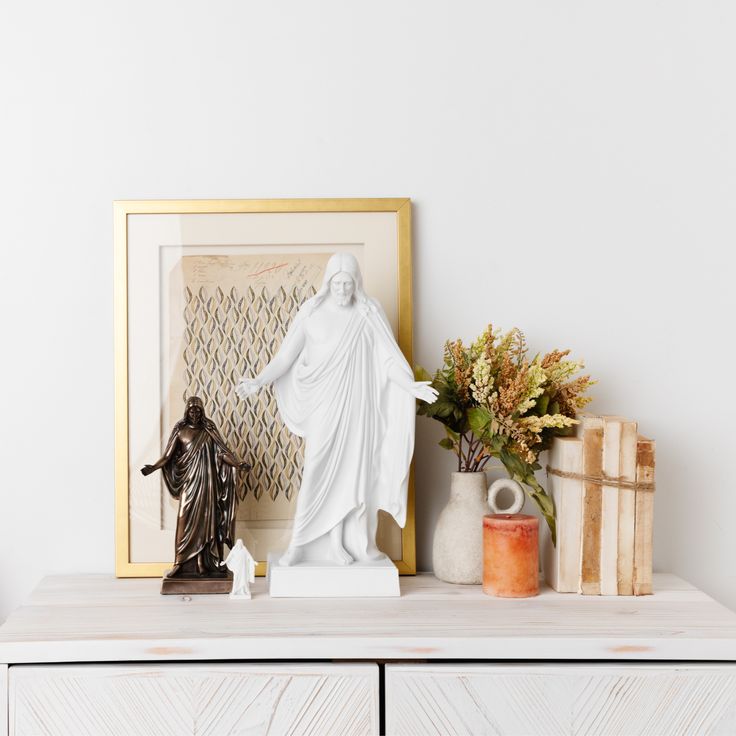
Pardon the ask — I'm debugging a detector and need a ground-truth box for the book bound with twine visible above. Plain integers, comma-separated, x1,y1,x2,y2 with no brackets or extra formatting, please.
541,414,656,596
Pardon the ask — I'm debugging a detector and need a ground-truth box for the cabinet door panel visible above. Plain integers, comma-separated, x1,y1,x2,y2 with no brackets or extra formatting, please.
10,663,378,736
386,663,736,736
1,665,7,736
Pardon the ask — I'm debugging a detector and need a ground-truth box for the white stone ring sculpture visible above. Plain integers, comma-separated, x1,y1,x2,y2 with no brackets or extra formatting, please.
487,478,525,515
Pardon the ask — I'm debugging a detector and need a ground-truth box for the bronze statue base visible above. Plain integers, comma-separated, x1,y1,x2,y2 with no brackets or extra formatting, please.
160,573,233,596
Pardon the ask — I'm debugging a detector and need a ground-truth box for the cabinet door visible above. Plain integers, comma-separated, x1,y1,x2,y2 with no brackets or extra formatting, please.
386,663,736,736
1,665,7,736
10,663,378,736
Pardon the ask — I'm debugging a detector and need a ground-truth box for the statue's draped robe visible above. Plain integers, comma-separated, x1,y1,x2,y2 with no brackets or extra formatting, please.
274,300,414,554
161,420,240,570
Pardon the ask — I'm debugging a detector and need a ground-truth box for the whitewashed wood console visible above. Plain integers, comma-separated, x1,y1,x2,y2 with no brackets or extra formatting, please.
2,573,736,735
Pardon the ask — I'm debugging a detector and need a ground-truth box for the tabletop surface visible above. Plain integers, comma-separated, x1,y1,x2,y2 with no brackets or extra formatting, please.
1,573,735,664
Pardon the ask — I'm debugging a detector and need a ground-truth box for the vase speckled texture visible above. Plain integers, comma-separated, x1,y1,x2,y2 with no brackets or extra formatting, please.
433,472,524,584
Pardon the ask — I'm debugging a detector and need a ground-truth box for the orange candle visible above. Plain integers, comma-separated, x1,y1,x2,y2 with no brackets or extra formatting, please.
483,514,539,598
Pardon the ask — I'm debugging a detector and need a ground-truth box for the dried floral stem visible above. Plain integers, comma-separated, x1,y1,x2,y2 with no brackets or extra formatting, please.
416,322,595,546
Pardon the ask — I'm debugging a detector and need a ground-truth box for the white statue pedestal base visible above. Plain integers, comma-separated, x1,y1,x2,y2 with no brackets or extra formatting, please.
267,554,400,598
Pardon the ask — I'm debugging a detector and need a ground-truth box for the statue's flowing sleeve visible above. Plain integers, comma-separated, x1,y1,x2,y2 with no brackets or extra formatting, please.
160,423,184,499
203,420,244,549
368,300,415,529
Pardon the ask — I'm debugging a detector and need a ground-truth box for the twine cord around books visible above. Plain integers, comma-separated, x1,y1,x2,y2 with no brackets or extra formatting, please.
545,466,656,492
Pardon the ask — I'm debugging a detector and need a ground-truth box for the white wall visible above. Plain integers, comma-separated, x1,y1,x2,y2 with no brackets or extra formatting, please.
1,1,734,621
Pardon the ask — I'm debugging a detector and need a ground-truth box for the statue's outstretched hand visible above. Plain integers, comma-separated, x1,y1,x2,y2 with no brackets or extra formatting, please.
236,377,262,400
410,380,439,404
141,464,156,476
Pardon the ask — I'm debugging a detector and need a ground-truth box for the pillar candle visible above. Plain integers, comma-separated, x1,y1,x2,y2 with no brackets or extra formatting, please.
483,514,539,598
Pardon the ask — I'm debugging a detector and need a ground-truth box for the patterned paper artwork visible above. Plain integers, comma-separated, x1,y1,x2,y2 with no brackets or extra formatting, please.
181,282,315,502
164,252,332,532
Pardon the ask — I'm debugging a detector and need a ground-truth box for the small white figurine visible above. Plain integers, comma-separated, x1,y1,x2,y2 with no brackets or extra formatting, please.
236,252,438,571
221,539,256,599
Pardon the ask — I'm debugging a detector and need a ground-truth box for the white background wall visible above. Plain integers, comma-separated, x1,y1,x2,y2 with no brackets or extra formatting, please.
1,1,734,621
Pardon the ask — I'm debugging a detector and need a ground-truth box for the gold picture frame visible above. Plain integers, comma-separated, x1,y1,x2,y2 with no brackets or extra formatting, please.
114,198,415,577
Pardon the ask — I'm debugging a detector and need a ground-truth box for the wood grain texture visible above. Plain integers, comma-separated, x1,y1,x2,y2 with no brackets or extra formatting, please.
1,665,7,736
386,663,736,736
634,438,656,596
1,574,736,664
617,419,638,595
9,664,378,736
543,437,583,593
581,418,604,595
600,417,622,596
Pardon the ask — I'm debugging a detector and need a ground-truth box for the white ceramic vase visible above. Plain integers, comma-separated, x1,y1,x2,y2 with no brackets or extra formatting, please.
432,472,525,584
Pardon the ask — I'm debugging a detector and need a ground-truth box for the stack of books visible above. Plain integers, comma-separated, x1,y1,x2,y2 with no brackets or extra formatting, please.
542,414,656,595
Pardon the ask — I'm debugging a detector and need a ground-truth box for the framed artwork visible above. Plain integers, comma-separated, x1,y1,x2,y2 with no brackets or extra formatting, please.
114,199,415,577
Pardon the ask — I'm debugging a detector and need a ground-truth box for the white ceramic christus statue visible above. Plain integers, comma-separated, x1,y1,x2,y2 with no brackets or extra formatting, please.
236,253,437,572
221,539,256,599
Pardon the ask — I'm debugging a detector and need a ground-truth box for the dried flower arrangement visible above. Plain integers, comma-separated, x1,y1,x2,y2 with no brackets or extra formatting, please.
415,324,594,543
